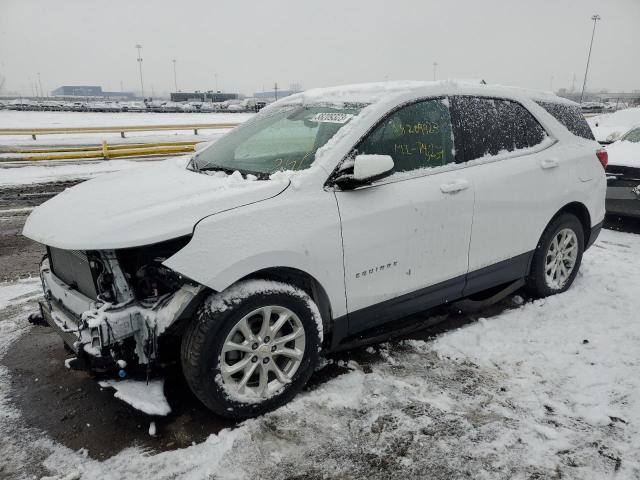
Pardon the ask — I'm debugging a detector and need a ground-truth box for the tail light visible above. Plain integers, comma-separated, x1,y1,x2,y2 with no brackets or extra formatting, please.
596,148,608,169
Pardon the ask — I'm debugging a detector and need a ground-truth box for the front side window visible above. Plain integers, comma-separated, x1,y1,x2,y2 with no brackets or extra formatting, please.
356,98,454,173
194,104,365,175
453,96,547,161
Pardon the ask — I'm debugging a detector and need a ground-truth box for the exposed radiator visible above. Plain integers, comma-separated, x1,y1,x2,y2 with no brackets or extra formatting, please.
48,247,98,299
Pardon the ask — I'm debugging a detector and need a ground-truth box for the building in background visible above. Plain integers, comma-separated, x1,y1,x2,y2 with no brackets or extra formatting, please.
253,90,298,101
170,91,239,102
51,85,135,100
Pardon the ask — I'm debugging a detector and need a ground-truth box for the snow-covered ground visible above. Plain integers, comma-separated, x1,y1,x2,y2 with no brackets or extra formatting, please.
1,228,639,479
0,111,253,146
0,159,157,186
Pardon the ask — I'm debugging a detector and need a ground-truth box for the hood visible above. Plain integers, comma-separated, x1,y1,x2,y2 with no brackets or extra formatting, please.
23,157,290,250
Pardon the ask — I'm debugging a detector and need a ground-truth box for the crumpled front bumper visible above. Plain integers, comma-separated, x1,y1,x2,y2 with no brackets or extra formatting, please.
39,258,204,370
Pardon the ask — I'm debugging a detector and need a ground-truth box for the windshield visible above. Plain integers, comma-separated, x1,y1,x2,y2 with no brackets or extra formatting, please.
193,104,365,175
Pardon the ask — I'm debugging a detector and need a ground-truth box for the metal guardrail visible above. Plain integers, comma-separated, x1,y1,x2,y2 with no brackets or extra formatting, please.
0,123,240,140
1,140,204,162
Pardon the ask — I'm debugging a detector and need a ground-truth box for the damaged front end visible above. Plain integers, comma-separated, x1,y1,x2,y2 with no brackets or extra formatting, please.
38,237,206,374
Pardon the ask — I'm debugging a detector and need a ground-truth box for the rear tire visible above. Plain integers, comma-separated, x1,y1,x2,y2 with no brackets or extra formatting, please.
181,280,321,419
526,213,584,298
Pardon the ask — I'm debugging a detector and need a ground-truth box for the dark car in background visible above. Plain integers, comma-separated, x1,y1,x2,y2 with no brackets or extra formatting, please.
605,127,640,218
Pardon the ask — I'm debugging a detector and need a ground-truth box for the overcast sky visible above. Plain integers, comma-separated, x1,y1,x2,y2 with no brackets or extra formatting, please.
1,0,638,97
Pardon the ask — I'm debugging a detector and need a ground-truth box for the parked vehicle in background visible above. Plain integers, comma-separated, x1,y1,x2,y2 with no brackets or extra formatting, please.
588,107,640,144
605,128,640,218
581,101,605,114
23,81,606,419
122,101,149,112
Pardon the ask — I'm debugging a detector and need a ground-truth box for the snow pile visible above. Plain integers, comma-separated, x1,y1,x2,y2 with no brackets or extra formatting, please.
606,140,640,168
98,380,171,416
588,107,640,143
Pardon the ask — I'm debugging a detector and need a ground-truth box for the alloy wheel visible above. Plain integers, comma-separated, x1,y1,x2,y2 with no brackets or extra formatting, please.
544,228,579,290
219,305,306,402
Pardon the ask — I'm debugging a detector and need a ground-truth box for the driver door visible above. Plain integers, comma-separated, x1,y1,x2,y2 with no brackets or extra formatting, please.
333,98,475,333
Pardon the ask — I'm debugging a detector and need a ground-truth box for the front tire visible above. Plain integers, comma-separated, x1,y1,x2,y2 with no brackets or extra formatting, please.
181,280,322,419
526,213,584,298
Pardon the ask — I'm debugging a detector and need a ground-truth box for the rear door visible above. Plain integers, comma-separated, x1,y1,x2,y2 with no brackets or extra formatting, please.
450,96,567,294
333,98,475,333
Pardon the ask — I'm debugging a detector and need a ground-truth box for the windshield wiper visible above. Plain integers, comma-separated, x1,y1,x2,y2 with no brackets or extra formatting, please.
189,156,201,173
199,164,268,179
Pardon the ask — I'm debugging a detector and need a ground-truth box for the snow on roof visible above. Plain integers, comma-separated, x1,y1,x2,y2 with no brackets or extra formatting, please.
272,79,569,107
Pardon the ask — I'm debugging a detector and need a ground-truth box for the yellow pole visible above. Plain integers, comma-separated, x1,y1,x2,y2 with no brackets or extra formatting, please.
102,141,109,159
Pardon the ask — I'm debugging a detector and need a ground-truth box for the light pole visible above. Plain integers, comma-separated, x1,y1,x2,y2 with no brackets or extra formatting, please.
37,72,44,97
579,14,601,104
172,59,178,93
214,73,218,92
433,62,438,81
135,44,145,99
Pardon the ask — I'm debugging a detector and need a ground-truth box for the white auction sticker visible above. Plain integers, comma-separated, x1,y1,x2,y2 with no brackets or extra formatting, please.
309,112,354,124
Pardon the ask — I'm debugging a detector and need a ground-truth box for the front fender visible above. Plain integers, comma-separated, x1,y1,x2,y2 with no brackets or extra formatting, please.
163,188,347,318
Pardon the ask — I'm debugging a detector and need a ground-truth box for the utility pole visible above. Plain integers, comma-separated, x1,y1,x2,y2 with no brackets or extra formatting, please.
37,72,44,97
580,14,601,104
135,44,145,99
433,62,438,81
172,59,178,93
274,82,278,101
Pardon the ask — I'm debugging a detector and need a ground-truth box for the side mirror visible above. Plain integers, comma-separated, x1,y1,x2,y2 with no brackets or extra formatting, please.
333,154,394,189
352,154,394,181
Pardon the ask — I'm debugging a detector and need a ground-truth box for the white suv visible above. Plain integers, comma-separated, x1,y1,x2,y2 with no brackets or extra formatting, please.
23,81,606,418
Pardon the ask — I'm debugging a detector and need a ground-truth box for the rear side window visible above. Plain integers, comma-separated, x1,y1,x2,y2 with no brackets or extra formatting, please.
452,96,547,162
536,101,595,140
357,98,454,173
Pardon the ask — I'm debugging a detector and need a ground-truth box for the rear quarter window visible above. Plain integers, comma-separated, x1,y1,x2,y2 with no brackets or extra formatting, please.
536,101,595,140
452,96,547,162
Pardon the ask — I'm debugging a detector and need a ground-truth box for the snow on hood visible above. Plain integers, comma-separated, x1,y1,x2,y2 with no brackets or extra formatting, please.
607,140,640,169
588,107,640,143
22,157,290,250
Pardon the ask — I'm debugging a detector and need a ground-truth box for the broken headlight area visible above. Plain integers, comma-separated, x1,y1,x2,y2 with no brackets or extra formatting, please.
40,236,206,375
116,236,191,301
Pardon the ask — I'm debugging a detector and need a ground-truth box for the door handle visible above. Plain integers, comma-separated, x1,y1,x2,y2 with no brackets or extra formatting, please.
540,158,559,169
440,179,470,194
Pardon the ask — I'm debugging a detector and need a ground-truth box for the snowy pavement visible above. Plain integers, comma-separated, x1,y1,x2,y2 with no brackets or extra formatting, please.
0,110,253,147
1,228,639,479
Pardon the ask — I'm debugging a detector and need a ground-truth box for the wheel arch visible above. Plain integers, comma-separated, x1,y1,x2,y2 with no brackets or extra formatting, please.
552,201,591,246
238,267,335,347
